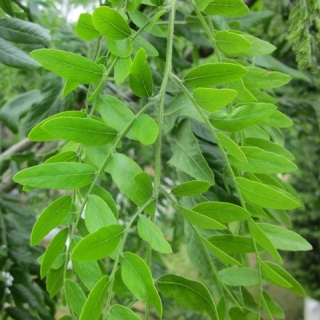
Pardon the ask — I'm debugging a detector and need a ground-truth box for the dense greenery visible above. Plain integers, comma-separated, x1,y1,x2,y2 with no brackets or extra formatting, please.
0,0,318,319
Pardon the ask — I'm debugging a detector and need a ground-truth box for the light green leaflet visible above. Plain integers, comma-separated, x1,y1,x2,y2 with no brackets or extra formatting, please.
258,223,312,251
171,180,211,197
236,177,301,210
46,264,64,298
79,275,109,320
114,57,131,84
260,260,292,288
204,0,249,17
184,63,247,88
129,48,153,98
13,163,95,190
40,229,68,278
177,205,226,230
209,103,276,132
137,215,172,253
31,195,72,245
168,120,215,184
229,147,297,174
121,252,162,317
108,38,132,58
28,110,87,142
92,6,131,40
41,117,118,146
193,88,238,112
110,305,142,320
72,225,123,261
157,274,218,320
218,267,259,286
44,151,78,164
75,13,100,41
65,279,86,317
207,235,255,254
217,132,248,163
30,49,104,83
85,194,117,233
192,202,250,223
243,67,292,89
216,31,251,55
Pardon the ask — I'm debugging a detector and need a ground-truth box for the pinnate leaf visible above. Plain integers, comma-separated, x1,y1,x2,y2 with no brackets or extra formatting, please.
218,267,259,286
157,274,218,320
72,224,123,261
121,252,162,316
207,235,255,254
30,49,104,83
204,0,249,17
13,163,95,190
31,195,72,245
134,172,155,215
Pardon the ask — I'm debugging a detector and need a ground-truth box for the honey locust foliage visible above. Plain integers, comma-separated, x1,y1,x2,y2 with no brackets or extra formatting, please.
1,0,313,319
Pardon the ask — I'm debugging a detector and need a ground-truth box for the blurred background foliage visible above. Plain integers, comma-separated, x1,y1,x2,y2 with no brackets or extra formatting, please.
0,0,319,319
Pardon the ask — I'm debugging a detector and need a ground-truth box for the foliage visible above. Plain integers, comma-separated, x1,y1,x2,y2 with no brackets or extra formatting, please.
0,0,314,319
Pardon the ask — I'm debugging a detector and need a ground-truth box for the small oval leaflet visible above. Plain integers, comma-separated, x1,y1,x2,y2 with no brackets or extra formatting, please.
218,267,259,286
75,13,100,41
184,63,247,88
72,224,123,261
13,162,96,190
42,117,118,146
216,31,251,55
171,180,211,197
31,195,72,245
92,6,131,40
204,0,250,17
110,305,142,320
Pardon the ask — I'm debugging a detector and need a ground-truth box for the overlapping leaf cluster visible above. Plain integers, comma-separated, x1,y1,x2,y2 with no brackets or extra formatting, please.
5,0,313,319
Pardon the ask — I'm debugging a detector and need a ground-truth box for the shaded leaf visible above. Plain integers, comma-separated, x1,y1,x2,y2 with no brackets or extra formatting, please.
207,235,255,253
110,305,142,320
65,279,86,317
216,30,251,55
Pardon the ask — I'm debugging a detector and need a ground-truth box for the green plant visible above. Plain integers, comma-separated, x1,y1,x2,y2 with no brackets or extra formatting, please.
0,0,313,319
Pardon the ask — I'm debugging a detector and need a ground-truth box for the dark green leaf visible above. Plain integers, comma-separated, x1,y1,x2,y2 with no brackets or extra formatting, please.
13,163,95,190
157,274,218,320
204,0,249,17
108,38,132,58
207,235,255,253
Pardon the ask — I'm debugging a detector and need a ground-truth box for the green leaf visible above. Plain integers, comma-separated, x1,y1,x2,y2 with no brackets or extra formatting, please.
230,147,297,174
132,114,159,145
207,235,255,253
92,6,131,40
105,153,142,205
30,195,72,246
204,0,249,17
218,267,259,286
137,215,172,253
65,279,86,317
184,63,247,88
168,120,215,184
133,172,155,215
0,38,40,69
258,223,312,251
40,229,68,278
245,137,295,160
177,205,226,230
156,274,218,320
171,180,211,197
121,252,162,316
192,202,250,223
238,33,276,56
46,264,64,298
260,260,291,288
30,49,104,83
132,34,158,57
229,79,257,103
217,132,248,163
216,31,251,55
259,110,293,128
110,305,142,320
129,48,153,98
79,275,109,320
114,57,132,85
108,38,132,58
193,88,238,112
41,117,117,146
13,163,95,190
236,177,301,210
243,67,291,89
263,262,305,296
0,18,50,45
248,218,282,263
75,13,100,41
209,103,276,132
262,291,285,319
85,195,117,233
72,224,123,261
202,236,241,266
44,151,78,164
28,110,87,142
